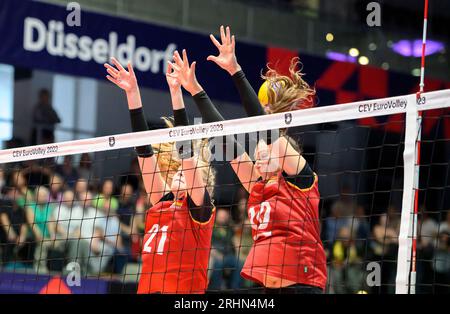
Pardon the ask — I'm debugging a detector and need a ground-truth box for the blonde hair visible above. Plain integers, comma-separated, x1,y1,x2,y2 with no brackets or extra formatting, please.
153,117,215,197
262,57,315,114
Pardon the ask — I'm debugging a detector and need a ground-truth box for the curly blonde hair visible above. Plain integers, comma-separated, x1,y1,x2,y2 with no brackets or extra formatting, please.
262,57,315,114
152,117,215,198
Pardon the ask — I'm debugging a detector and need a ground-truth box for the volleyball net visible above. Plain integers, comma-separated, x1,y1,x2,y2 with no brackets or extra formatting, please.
0,89,449,294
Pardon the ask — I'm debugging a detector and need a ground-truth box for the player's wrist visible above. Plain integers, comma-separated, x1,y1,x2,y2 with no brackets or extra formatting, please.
188,81,203,96
169,85,182,95
227,62,242,76
126,88,142,110
126,86,139,97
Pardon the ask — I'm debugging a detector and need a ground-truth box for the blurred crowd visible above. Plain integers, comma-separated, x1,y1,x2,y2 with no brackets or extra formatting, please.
0,155,449,293
0,154,144,277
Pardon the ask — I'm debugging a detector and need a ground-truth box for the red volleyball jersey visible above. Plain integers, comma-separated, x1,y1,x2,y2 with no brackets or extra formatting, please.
241,172,327,290
137,195,215,294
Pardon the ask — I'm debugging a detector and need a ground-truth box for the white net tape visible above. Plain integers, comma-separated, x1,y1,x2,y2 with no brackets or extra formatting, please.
1,89,448,165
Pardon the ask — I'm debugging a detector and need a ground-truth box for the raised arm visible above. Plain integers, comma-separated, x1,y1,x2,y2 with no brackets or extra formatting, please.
208,25,265,117
269,136,306,176
209,26,309,177
166,60,207,206
104,58,166,205
169,50,259,193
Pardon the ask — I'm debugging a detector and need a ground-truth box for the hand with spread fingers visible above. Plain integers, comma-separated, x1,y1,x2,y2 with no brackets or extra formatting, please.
104,57,142,110
168,49,203,96
207,25,242,76
104,57,138,93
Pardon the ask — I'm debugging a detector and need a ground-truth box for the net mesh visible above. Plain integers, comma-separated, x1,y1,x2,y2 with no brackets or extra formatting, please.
415,108,450,294
0,90,449,294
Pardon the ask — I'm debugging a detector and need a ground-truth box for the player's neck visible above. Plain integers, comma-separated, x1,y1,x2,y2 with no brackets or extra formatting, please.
173,190,186,200
261,171,279,181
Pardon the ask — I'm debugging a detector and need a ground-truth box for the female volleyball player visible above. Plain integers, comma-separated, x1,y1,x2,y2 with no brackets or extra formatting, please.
169,27,326,293
104,57,215,294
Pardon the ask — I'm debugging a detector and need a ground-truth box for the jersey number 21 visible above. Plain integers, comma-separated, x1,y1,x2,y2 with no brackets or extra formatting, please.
143,224,169,255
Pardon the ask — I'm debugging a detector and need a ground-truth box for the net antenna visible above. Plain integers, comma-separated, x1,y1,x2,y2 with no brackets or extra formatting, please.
412,0,430,294
412,0,429,295
395,0,431,295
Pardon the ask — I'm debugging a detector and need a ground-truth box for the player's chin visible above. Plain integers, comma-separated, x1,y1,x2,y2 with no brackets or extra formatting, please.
255,166,270,177
172,184,187,194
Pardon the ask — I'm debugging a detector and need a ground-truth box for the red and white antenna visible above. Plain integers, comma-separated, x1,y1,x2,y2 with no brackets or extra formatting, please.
411,0,429,295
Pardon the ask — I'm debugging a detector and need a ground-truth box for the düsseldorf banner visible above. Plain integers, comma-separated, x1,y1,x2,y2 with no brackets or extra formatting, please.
0,0,266,103
0,0,448,115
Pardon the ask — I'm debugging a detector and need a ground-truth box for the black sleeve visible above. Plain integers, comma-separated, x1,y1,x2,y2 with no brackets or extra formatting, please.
192,90,245,159
187,191,214,224
282,162,315,190
232,71,276,145
192,91,225,123
129,107,154,157
173,108,194,159
173,108,189,126
231,70,266,117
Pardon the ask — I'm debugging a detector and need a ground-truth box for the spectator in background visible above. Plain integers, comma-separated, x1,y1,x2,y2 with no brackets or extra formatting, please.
56,156,79,188
440,211,450,234
117,184,135,261
349,204,371,260
131,186,149,260
25,186,57,273
433,230,450,293
74,179,90,204
8,170,34,209
78,153,93,181
419,210,439,247
76,190,99,275
233,209,254,289
324,200,353,249
371,211,399,294
21,160,52,190
209,208,243,290
386,205,401,231
134,186,149,233
31,89,61,145
0,187,34,269
416,208,443,293
89,195,124,275
93,179,119,213
119,158,142,192
328,227,365,294
228,187,254,289
52,190,91,276
49,173,64,204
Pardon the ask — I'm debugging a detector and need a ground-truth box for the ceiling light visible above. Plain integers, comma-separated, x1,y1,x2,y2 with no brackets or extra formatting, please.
349,48,360,57
358,56,369,65
326,33,334,42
